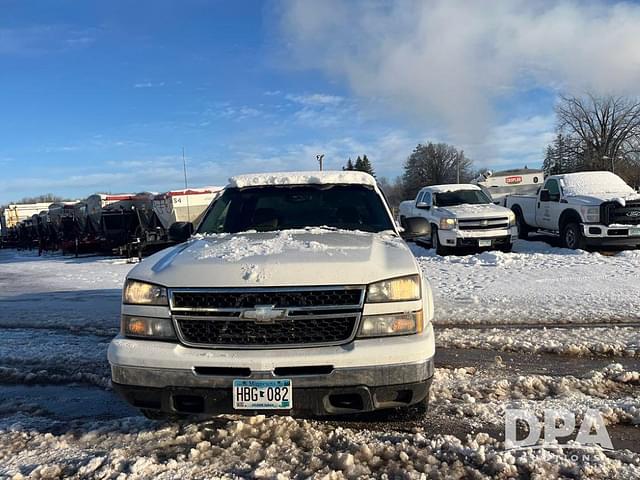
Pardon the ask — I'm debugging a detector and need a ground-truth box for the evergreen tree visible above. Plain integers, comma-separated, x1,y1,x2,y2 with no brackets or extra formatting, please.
346,155,375,177
343,158,355,171
359,154,375,176
543,133,584,176
543,145,557,176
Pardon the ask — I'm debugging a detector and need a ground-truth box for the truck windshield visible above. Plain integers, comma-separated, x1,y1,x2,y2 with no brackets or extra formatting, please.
433,190,491,207
198,184,395,234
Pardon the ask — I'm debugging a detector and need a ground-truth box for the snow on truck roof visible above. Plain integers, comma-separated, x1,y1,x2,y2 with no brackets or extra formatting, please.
228,170,377,189
422,184,481,193
558,171,635,196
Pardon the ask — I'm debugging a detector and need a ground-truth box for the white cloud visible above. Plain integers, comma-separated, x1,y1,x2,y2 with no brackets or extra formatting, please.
468,114,557,169
225,132,419,179
133,81,166,88
278,0,640,144
285,93,344,106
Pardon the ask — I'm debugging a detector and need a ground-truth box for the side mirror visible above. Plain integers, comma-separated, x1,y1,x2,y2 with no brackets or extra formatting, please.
416,201,430,210
168,221,194,243
539,190,550,202
401,217,431,240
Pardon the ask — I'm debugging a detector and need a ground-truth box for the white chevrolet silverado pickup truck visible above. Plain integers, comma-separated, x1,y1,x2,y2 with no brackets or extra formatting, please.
506,171,640,250
399,184,517,255
108,171,435,418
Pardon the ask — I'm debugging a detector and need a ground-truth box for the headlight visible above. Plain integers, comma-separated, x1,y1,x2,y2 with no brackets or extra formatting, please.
507,210,516,226
121,314,176,339
580,206,600,223
123,279,168,305
366,274,421,303
357,310,423,338
439,217,457,230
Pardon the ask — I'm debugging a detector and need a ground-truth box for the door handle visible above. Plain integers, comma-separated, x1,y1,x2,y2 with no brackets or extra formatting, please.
537,202,540,208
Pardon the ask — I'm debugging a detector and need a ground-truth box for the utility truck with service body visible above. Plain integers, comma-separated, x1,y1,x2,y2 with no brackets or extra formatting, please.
399,184,518,255
108,171,435,418
506,171,640,250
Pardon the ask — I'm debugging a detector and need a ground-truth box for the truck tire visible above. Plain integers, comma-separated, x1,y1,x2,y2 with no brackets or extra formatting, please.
514,208,530,239
140,409,188,421
431,227,450,256
499,243,513,253
561,222,586,250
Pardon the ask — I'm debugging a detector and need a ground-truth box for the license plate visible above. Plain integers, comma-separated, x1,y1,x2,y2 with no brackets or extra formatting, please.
232,379,292,410
630,228,640,236
478,239,492,247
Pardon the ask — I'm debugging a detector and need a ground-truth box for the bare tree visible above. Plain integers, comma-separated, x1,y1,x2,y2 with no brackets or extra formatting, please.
401,142,473,199
377,176,405,209
556,94,640,172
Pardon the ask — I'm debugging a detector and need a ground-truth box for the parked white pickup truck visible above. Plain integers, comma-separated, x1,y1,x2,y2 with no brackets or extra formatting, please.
506,171,640,250
108,171,435,418
399,184,517,255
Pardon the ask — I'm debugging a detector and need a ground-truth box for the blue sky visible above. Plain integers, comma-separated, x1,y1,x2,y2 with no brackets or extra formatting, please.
2,0,639,203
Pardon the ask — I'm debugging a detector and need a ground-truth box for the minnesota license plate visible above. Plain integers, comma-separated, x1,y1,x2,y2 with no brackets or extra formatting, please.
478,239,492,247
630,228,640,236
232,379,292,410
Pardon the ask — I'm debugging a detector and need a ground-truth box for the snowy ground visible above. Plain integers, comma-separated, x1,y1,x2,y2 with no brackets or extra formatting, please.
412,237,640,325
1,243,640,478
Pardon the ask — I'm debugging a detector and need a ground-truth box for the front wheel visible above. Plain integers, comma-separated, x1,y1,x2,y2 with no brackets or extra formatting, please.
561,222,586,250
515,210,530,239
431,227,450,256
499,243,513,253
140,409,188,421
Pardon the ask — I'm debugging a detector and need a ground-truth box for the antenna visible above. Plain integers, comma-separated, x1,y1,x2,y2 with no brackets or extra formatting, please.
316,154,325,171
182,147,191,222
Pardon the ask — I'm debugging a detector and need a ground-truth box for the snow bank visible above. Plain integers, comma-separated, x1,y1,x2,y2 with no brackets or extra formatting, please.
438,326,640,357
2,409,639,479
228,170,376,188
412,239,640,325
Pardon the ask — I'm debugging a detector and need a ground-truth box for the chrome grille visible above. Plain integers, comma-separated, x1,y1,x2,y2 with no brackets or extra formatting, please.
177,316,358,347
458,217,509,230
170,287,364,348
172,288,363,310
603,201,640,226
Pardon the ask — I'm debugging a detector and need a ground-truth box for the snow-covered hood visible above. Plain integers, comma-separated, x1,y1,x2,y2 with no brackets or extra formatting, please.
128,229,419,288
566,192,640,207
435,203,512,220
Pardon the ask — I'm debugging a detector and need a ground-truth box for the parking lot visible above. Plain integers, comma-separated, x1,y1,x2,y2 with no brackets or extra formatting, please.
1,239,639,478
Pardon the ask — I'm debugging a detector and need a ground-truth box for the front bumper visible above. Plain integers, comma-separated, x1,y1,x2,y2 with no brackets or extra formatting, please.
437,226,518,248
111,358,434,416
582,224,640,248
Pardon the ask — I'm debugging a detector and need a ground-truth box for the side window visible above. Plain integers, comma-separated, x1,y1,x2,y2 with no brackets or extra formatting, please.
416,191,425,204
545,179,561,202
422,192,432,205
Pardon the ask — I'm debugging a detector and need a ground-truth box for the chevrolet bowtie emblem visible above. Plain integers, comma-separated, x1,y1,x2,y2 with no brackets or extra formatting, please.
241,305,288,323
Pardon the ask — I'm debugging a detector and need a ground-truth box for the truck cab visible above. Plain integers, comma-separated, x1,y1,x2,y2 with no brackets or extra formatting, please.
108,171,435,418
507,171,640,249
399,184,517,255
